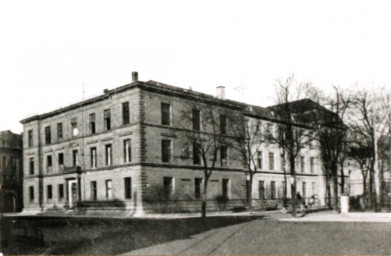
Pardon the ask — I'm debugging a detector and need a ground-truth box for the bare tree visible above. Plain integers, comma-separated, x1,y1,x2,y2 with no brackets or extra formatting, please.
178,100,235,217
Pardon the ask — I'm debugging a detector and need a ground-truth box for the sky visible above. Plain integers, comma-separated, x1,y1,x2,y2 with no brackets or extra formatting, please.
1,0,391,133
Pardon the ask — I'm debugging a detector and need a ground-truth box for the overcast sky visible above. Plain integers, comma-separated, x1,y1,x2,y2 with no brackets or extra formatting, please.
1,0,390,133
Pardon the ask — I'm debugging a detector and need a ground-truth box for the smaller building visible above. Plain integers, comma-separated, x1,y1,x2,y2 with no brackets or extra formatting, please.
0,130,23,212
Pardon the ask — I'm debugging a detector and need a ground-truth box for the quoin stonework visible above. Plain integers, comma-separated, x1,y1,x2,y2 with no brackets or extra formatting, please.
20,72,348,215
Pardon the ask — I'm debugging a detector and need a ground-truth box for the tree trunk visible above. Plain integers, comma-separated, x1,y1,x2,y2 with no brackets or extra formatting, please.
333,174,339,212
340,163,345,194
362,174,368,208
289,154,297,217
247,173,253,211
202,177,209,218
369,170,374,209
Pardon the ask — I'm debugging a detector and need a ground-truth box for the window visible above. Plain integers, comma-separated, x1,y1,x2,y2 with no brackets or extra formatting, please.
195,178,202,199
105,180,112,199
301,156,305,173
71,118,78,137
91,181,97,200
72,150,78,167
57,123,63,140
2,156,6,168
122,102,130,125
105,144,112,166
220,114,227,134
222,179,230,199
266,123,273,140
271,181,276,199
123,139,131,163
193,143,201,165
89,113,96,134
29,186,34,201
45,126,51,144
161,103,171,126
220,146,228,166
269,153,274,170
161,139,171,163
47,155,52,173
47,185,52,200
124,177,132,199
57,153,63,170
28,130,33,147
257,151,262,169
163,177,174,200
302,182,307,199
58,184,64,200
310,157,315,173
281,153,285,171
312,182,317,196
90,147,97,168
104,109,111,131
192,109,200,130
29,157,34,175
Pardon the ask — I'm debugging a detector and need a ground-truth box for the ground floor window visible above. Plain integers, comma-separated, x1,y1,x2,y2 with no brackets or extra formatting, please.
124,177,132,199
259,180,265,199
222,179,230,199
29,186,34,201
106,180,112,199
91,181,97,201
163,177,174,200
47,185,52,200
58,184,64,200
195,178,202,199
270,181,276,200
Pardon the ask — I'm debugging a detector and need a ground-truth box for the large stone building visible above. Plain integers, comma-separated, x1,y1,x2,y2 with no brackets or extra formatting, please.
20,72,345,215
0,130,23,212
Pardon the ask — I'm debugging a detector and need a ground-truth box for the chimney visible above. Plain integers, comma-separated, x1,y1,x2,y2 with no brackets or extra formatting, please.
132,71,138,82
216,86,225,100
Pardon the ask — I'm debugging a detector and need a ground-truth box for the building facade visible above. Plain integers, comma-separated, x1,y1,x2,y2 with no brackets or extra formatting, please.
0,130,23,212
20,72,343,215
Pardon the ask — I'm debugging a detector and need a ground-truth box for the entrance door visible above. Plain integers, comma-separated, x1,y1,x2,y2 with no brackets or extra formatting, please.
68,180,78,208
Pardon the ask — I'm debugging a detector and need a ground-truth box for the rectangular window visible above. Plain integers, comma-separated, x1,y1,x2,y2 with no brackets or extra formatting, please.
163,177,173,200
2,156,6,168
271,181,276,199
122,102,130,125
259,181,265,199
266,123,273,140
104,109,111,131
106,180,112,199
28,129,33,147
91,181,97,201
123,139,132,163
58,184,64,200
89,113,96,134
193,143,201,165
222,179,230,199
58,153,64,170
57,123,63,140
105,144,112,166
220,114,227,134
72,150,78,167
47,185,52,200
45,126,51,144
257,151,262,169
312,182,316,196
161,139,171,163
301,156,305,173
47,155,52,173
192,109,200,131
220,146,228,166
195,178,202,199
302,182,307,199
124,177,132,199
269,153,274,170
90,147,97,168
161,103,171,126
71,118,78,137
281,153,285,171
310,157,315,173
29,186,34,201
29,157,34,175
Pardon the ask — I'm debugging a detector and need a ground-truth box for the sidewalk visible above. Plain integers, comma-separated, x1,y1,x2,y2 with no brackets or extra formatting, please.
280,210,391,222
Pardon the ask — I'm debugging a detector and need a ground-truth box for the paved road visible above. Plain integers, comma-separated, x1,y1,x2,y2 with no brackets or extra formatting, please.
124,213,391,255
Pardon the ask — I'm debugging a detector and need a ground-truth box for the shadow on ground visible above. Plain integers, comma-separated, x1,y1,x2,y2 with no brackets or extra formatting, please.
1,215,261,255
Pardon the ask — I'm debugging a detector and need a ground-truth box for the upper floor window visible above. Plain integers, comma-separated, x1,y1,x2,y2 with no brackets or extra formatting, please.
71,118,78,137
301,156,305,173
90,147,97,168
45,126,51,144
28,129,33,147
257,151,262,169
72,150,78,167
281,153,285,171
105,144,112,166
193,143,201,165
220,146,228,166
89,113,96,134
161,103,171,126
192,109,200,131
104,109,111,131
220,114,227,134
57,123,63,140
29,157,34,175
58,152,64,170
161,139,171,163
123,139,132,163
46,155,52,173
269,152,274,170
310,157,315,173
122,102,130,125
